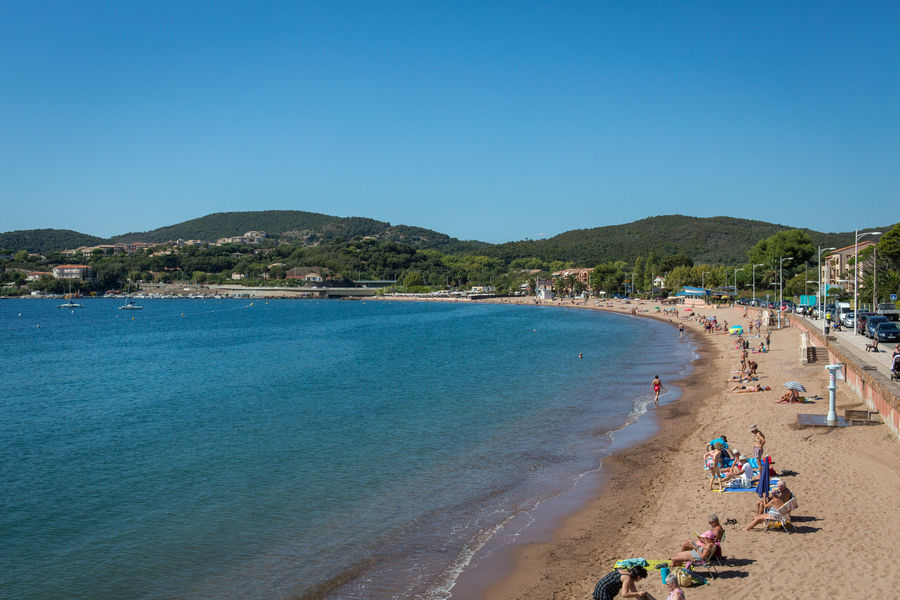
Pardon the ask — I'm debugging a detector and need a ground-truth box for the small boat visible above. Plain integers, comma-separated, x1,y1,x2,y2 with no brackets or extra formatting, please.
118,300,143,310
58,301,83,308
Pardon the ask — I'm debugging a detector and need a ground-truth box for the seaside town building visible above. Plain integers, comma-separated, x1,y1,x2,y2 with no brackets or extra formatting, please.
821,241,876,294
551,268,592,286
216,231,267,245
26,270,53,281
63,242,153,257
52,265,94,279
286,267,326,282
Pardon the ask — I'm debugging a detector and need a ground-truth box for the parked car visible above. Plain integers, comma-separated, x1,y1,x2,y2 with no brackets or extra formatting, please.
841,310,856,328
857,312,878,335
865,315,890,338
875,321,900,342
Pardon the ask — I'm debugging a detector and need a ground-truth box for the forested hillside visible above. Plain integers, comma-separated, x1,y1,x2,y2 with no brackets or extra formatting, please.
110,210,489,253
484,215,868,265
0,229,106,254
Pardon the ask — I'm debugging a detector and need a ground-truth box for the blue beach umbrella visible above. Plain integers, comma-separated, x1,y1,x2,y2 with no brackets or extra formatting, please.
755,456,771,499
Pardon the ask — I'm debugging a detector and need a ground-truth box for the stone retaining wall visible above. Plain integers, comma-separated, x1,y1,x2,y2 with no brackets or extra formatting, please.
795,319,900,439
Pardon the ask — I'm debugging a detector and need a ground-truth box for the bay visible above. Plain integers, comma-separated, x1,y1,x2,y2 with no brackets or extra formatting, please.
0,298,693,599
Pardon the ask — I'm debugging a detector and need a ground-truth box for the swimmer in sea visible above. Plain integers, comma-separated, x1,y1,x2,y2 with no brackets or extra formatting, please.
652,375,662,406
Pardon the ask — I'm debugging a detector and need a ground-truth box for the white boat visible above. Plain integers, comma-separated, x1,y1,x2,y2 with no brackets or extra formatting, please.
118,299,143,310
58,301,83,308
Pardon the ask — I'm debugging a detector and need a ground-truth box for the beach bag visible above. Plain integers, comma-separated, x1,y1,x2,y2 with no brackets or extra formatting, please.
676,567,707,587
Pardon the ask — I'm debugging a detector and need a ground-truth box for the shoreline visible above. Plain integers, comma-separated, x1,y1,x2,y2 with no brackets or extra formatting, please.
451,299,716,599
456,298,900,600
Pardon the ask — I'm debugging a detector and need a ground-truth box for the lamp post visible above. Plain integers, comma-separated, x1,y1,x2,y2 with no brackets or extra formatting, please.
817,246,836,334
733,267,743,298
778,257,792,329
853,230,882,335
752,263,765,304
702,271,711,305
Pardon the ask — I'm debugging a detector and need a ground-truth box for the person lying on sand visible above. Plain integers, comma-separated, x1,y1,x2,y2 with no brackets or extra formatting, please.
680,514,724,551
743,486,794,530
729,384,771,393
592,565,654,600
671,530,717,566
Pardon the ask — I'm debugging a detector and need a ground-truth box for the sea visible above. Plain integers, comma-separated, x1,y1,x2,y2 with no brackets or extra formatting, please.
0,298,695,600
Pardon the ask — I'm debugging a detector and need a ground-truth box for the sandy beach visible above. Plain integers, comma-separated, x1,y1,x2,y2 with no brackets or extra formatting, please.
418,297,900,599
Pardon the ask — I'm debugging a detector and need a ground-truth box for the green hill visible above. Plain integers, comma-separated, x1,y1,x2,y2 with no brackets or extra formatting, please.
0,212,887,264
484,215,874,266
110,210,489,253
0,229,106,255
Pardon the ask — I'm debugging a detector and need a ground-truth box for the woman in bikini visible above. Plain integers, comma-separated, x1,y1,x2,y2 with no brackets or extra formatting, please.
652,376,662,406
705,443,724,491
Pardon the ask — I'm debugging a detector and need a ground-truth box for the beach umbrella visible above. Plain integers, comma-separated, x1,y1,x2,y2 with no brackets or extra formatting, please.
783,381,807,393
729,325,743,334
755,456,771,499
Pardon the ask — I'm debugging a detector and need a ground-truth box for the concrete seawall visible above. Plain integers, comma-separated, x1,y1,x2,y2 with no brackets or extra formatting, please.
795,318,900,439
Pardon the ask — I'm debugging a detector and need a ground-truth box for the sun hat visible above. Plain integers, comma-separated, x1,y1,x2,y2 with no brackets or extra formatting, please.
749,424,758,431
701,530,716,539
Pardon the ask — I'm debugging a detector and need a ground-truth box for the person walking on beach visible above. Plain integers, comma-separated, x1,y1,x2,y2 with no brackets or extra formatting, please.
740,348,748,371
652,376,662,406
764,331,771,350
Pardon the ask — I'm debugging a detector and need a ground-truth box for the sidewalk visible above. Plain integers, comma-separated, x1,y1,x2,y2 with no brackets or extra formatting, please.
798,314,898,379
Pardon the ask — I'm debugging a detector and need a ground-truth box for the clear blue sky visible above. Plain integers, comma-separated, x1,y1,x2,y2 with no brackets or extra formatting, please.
1,2,897,242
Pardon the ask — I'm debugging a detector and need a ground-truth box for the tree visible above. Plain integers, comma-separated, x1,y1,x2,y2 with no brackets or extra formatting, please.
747,230,815,274
877,222,900,267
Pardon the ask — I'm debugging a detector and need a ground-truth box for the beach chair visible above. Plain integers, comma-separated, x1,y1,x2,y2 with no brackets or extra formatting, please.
865,339,879,352
689,544,720,579
765,496,798,533
709,531,726,566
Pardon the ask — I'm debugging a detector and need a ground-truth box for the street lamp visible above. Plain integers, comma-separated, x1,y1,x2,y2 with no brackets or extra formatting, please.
733,268,744,297
778,257,792,329
752,263,765,304
853,230,882,335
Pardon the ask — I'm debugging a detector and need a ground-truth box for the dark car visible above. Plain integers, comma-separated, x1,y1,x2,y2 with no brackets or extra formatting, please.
856,312,877,335
875,322,900,342
865,315,890,338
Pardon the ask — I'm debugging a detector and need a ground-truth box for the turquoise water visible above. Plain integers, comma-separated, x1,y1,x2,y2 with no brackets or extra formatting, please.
1,299,692,599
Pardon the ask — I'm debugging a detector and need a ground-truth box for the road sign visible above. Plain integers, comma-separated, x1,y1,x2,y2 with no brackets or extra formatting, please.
892,294,897,301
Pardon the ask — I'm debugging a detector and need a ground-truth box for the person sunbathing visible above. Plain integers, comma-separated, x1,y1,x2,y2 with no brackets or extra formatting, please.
777,389,801,403
680,514,724,551
720,453,753,485
743,487,792,530
671,531,716,566
730,384,771,393
729,373,757,382
756,480,792,515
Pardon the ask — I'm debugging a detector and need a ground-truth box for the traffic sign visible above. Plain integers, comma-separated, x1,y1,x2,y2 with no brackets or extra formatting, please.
892,294,898,301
